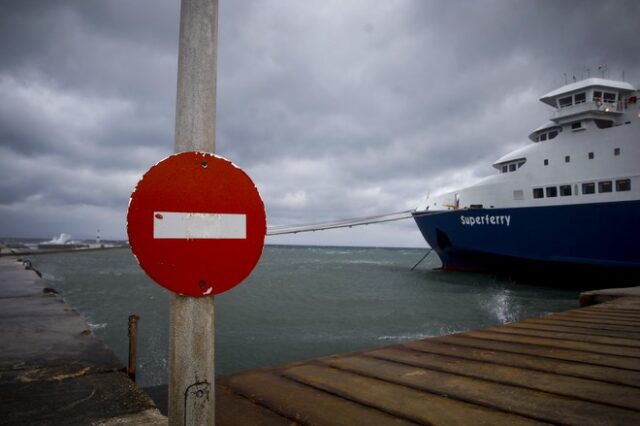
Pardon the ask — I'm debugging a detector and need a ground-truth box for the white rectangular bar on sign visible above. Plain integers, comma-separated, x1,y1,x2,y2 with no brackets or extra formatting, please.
153,212,246,239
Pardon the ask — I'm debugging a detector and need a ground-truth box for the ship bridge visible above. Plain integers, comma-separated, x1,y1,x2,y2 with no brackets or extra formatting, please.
539,78,636,122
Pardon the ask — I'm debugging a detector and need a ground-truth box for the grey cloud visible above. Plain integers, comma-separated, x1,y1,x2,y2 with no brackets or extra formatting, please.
1,0,639,245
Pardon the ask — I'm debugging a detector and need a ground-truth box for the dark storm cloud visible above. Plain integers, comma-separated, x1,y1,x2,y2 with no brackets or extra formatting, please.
0,0,179,239
0,0,639,245
0,1,179,95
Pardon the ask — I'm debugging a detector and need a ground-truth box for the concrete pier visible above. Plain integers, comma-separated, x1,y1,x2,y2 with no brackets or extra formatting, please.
0,256,166,425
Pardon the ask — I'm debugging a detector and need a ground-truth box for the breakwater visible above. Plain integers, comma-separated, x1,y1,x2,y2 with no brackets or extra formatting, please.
0,256,165,425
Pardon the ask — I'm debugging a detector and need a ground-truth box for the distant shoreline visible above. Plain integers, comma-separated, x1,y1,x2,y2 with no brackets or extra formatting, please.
0,244,129,257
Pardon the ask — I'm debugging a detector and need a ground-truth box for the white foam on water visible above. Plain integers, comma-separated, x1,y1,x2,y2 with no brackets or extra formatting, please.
88,322,107,330
377,332,442,342
44,233,72,244
485,289,520,324
340,260,392,266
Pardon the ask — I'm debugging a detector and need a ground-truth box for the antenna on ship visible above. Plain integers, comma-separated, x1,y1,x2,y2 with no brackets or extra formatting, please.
96,228,101,246
598,65,608,78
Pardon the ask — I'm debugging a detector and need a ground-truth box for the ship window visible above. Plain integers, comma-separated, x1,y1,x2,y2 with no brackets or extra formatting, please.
565,156,570,163
593,91,602,101
533,188,544,199
545,187,557,198
616,179,631,191
559,96,572,107
517,161,525,168
571,122,582,130
588,152,594,159
598,181,612,193
614,147,620,156
548,130,558,140
603,92,616,103
502,165,508,173
509,163,516,172
559,185,572,196
540,133,547,141
595,119,613,129
574,92,586,104
544,159,549,166
513,190,524,200
582,182,595,194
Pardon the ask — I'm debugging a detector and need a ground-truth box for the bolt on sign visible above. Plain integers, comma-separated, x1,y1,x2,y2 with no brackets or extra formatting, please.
127,151,266,296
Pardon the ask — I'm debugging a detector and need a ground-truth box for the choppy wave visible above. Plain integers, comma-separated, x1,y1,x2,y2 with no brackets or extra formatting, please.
26,244,578,387
43,233,73,244
87,322,107,330
483,289,520,324
340,260,392,265
377,332,438,342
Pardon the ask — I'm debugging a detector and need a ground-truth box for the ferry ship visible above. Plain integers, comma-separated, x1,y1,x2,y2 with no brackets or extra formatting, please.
413,77,640,272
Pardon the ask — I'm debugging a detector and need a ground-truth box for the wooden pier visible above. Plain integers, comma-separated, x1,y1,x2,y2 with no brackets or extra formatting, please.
216,291,640,425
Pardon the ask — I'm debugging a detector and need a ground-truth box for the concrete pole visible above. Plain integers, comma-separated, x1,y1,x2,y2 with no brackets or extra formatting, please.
169,0,218,425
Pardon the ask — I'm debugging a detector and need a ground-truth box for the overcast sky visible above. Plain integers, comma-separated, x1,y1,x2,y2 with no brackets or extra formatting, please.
1,0,639,247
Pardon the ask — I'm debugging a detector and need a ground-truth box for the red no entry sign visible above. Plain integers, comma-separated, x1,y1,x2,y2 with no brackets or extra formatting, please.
127,151,266,296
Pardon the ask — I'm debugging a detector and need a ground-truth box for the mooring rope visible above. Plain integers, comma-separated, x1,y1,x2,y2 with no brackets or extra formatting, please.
267,209,416,236
410,248,433,271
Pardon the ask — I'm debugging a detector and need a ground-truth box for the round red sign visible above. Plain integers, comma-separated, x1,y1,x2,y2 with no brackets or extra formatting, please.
127,151,266,296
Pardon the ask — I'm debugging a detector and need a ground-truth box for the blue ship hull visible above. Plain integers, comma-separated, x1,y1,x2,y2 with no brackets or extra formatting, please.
413,200,640,272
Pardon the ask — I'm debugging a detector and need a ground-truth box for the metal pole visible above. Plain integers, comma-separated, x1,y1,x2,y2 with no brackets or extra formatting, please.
170,0,218,425
127,314,140,382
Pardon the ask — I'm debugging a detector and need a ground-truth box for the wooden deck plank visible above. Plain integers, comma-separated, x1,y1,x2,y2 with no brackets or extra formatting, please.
584,305,640,314
462,329,640,358
511,321,640,340
524,317,640,333
434,334,640,370
364,347,640,410
587,296,640,306
598,297,640,308
403,339,640,387
578,307,640,318
547,313,640,327
560,310,640,323
216,385,296,426
487,324,640,348
221,371,416,426
557,308,640,317
281,363,547,426
319,356,640,426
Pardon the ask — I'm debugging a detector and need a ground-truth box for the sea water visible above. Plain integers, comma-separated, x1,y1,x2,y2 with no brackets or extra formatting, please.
27,245,581,387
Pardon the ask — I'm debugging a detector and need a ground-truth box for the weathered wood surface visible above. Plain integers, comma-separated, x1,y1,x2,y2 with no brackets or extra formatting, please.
217,293,640,425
